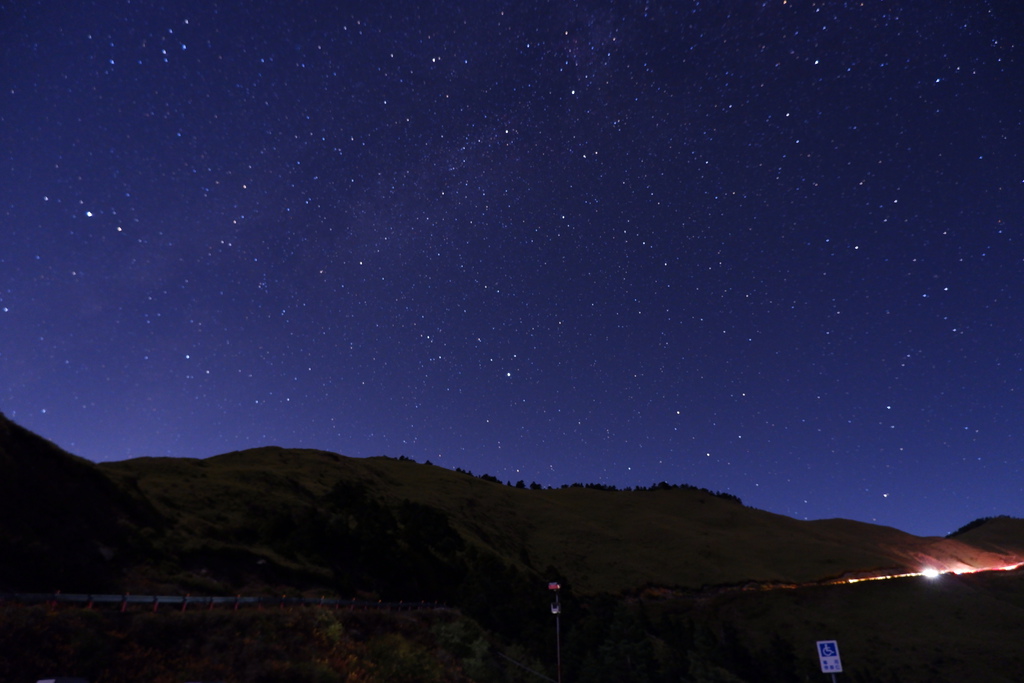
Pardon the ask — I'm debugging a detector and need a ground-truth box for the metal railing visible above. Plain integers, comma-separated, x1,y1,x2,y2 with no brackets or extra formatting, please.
0,592,448,612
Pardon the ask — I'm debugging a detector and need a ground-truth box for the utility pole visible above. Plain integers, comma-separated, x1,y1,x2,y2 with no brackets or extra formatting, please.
548,581,562,683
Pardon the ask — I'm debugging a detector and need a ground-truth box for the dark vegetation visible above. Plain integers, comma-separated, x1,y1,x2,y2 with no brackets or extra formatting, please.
0,603,489,683
448,460,743,504
5,568,1024,683
2,413,1023,682
947,515,1010,537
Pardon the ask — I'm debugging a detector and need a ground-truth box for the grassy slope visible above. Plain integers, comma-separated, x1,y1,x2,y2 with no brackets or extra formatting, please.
99,448,1024,595
951,515,1024,557
664,566,1024,682
6,429,1023,683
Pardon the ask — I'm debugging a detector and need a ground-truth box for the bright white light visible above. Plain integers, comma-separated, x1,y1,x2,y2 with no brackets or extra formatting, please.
921,568,940,579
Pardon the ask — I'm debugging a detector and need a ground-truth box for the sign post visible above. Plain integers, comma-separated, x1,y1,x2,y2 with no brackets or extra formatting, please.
549,582,562,683
816,640,842,681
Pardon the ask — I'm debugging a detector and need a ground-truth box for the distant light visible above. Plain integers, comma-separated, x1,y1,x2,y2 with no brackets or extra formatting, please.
921,568,940,579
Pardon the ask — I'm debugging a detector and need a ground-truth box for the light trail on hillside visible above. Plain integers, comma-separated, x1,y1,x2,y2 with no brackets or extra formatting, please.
842,560,1024,584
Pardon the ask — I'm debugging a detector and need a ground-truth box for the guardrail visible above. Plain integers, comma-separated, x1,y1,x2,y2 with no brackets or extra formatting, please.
0,592,448,612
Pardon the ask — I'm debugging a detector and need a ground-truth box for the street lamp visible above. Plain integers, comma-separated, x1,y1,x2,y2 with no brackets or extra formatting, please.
548,581,562,683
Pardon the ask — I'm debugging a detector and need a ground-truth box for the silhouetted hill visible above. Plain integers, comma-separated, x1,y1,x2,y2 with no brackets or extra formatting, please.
95,445,1024,597
0,413,158,591
2,417,1024,682
948,514,1024,554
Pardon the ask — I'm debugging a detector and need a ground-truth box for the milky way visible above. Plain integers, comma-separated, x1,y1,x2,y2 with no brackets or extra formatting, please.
2,1,1022,535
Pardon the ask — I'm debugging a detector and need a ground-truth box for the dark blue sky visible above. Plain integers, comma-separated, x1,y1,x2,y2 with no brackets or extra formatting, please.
2,0,1022,536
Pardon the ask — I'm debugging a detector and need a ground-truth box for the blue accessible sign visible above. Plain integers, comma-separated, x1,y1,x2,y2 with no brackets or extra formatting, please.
816,640,843,673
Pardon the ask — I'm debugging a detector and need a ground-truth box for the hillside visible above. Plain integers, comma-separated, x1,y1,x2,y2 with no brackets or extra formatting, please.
4,416,1024,682
0,413,156,591
98,446,1024,596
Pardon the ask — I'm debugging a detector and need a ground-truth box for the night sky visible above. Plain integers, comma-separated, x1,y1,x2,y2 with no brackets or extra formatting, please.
3,1,1022,537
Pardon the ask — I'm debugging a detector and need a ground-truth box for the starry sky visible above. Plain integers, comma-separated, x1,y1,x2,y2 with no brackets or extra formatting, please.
2,0,1022,537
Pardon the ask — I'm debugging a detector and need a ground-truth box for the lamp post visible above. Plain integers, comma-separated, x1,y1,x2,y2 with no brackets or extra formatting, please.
548,581,562,683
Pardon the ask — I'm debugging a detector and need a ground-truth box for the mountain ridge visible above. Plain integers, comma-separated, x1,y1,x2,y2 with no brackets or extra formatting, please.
2,413,1021,597
4,414,1024,682
100,444,1024,595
